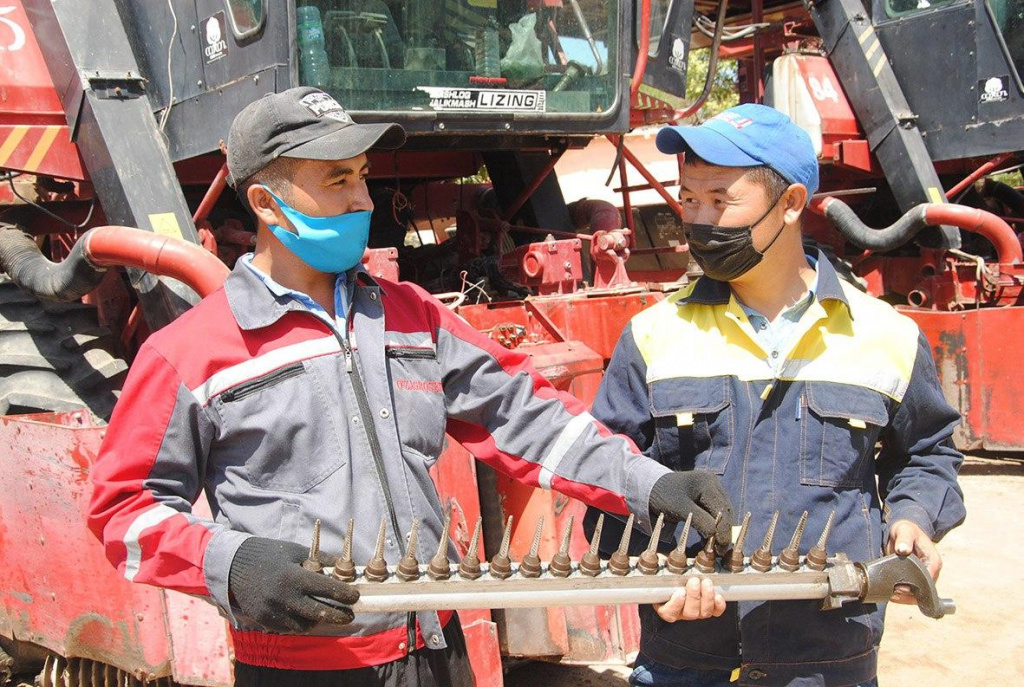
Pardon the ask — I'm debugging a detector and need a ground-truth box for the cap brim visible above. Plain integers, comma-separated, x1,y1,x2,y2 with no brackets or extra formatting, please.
282,122,406,161
655,126,761,168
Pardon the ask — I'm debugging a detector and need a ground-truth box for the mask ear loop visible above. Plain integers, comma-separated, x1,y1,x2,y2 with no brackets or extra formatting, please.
754,188,791,256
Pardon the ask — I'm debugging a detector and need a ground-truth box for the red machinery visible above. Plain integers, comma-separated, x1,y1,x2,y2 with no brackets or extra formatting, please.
1,0,1022,684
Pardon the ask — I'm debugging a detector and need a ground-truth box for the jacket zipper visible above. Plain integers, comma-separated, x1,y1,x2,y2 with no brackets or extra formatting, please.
304,304,418,651
323,320,405,558
220,363,304,402
385,346,436,360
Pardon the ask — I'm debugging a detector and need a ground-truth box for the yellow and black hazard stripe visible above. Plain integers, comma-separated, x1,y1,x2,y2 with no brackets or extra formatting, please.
0,124,84,180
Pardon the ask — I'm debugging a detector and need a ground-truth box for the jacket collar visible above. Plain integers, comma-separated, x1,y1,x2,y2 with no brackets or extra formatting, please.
224,258,384,331
675,248,851,315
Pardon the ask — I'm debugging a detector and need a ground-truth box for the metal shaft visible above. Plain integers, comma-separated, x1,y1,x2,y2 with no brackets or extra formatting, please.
348,561,832,613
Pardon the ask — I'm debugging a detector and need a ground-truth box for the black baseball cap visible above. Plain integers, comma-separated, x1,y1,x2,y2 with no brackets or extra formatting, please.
226,87,406,187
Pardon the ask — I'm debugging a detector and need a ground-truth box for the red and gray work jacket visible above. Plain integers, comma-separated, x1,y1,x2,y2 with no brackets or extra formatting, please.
88,261,670,670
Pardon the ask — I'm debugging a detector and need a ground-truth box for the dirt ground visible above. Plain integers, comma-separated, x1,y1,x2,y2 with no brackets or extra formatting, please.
504,455,1024,686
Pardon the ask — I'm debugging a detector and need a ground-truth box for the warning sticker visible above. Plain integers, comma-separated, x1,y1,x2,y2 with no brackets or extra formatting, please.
416,87,546,113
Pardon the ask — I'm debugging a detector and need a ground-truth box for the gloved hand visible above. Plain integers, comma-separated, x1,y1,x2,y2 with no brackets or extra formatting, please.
228,537,359,633
649,471,734,546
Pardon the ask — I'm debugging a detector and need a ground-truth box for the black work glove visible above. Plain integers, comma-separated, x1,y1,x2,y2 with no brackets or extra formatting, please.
228,537,359,634
649,471,734,546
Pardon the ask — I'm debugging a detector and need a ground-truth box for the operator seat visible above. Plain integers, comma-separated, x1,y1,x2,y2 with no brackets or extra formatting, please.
321,0,404,69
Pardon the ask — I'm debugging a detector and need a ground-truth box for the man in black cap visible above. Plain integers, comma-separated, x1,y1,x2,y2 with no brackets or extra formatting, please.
88,87,733,685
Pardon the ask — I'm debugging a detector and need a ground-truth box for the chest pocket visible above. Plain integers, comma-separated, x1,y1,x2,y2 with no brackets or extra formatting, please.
649,376,734,475
215,361,347,493
385,345,446,460
799,381,889,488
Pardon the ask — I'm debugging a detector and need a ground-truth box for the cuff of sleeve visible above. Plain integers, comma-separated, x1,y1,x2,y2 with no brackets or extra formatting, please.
625,455,672,535
203,528,254,627
885,502,935,540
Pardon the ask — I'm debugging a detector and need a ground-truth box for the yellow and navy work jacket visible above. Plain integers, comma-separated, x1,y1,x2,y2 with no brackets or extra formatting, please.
589,251,965,686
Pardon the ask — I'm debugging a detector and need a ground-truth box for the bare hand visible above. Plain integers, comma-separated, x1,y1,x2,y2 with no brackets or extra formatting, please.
885,519,941,604
653,576,726,622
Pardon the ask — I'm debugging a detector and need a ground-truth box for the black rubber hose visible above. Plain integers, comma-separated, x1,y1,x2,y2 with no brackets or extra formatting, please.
823,198,930,252
983,179,1024,216
0,225,106,301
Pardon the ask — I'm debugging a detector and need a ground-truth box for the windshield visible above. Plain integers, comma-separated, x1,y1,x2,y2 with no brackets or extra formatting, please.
988,0,1024,84
294,0,619,118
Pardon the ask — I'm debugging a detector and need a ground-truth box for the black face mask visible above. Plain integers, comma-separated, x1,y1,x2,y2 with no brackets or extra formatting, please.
682,195,787,282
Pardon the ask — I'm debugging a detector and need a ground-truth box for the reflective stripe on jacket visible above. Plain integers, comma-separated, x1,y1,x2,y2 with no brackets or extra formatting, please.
88,260,670,670
590,251,965,686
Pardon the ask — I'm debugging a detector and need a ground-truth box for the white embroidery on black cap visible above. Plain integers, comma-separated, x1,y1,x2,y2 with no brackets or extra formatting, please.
300,92,352,123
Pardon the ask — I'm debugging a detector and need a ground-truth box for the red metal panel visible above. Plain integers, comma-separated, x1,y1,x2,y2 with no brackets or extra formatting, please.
532,292,666,360
459,291,665,361
165,496,234,686
908,306,1024,452
793,55,861,158
0,412,177,680
429,440,502,683
0,2,86,180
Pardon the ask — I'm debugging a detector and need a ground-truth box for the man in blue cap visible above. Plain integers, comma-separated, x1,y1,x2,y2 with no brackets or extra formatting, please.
587,104,965,686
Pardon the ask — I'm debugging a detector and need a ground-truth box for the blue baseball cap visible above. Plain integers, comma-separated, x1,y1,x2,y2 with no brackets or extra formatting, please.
656,103,819,201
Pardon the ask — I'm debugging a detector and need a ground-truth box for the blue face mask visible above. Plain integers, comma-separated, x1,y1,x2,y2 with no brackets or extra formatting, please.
262,186,371,274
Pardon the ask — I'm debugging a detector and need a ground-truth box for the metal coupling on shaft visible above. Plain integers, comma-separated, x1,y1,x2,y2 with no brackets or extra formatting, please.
549,516,575,578
726,512,752,573
428,503,453,581
806,510,835,572
397,519,421,582
608,513,634,576
333,518,357,582
779,511,808,572
666,513,692,575
489,516,514,579
519,517,545,578
694,512,723,574
751,511,780,573
637,513,665,575
365,518,390,583
579,513,603,577
458,517,484,580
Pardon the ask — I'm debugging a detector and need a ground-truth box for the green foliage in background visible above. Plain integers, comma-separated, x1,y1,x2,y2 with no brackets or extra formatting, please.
991,169,1023,188
685,49,739,123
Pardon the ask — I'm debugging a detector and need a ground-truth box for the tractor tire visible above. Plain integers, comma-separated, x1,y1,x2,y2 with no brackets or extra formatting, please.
0,276,126,421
